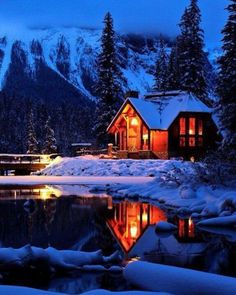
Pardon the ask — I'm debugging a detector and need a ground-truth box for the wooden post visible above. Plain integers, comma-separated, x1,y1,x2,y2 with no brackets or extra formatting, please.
108,143,113,157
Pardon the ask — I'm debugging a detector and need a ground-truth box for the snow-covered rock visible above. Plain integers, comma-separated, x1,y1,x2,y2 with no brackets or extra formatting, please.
124,261,236,295
82,290,172,295
0,286,68,295
197,214,236,227
155,221,177,232
0,245,121,272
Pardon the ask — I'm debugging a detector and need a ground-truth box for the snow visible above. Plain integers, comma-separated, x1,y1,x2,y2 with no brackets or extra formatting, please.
108,92,212,131
39,157,194,177
0,175,152,186
0,38,14,90
124,261,236,295
0,286,171,295
0,286,68,295
155,221,177,232
82,291,171,295
0,245,121,272
31,157,236,224
197,214,236,227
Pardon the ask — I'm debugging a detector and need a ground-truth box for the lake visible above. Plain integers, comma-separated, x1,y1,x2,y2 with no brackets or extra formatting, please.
0,185,235,294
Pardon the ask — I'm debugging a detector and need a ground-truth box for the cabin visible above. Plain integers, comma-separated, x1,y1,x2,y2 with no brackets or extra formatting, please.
107,91,218,160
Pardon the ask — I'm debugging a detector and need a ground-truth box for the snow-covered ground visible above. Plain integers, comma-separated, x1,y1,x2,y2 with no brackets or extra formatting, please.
124,261,236,295
0,286,170,295
39,156,197,177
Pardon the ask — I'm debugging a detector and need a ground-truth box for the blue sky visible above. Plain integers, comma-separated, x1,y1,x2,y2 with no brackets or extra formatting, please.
0,0,228,46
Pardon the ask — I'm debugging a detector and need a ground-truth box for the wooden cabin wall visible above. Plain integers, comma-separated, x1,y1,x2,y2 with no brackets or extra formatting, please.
168,112,219,160
150,130,169,159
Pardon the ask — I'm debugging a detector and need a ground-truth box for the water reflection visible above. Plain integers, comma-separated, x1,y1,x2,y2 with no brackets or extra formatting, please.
0,184,235,285
0,185,61,200
107,201,167,252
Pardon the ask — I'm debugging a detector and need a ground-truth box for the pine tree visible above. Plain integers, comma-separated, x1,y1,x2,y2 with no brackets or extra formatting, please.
27,109,38,154
42,116,57,154
153,39,169,92
94,12,124,146
177,0,207,99
167,44,181,90
217,0,236,154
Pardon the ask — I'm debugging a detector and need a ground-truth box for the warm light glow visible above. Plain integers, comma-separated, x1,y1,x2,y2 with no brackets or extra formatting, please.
189,118,196,135
130,117,138,126
143,134,148,141
180,118,186,135
198,119,203,135
130,221,138,239
142,210,148,223
38,186,62,200
190,156,195,162
40,155,51,163
188,218,193,228
107,196,113,210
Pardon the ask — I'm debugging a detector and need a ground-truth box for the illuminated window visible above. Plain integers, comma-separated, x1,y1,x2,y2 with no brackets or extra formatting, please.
179,118,186,135
198,137,203,146
189,137,196,147
198,119,203,135
189,118,196,135
179,136,186,147
130,117,138,126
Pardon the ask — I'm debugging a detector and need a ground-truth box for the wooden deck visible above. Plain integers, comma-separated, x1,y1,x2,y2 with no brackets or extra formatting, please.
0,154,51,175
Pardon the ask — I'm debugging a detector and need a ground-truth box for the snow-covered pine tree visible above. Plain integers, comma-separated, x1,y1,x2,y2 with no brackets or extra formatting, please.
42,116,57,154
153,39,169,92
167,44,181,90
94,12,124,146
26,109,38,154
177,0,207,99
217,0,236,155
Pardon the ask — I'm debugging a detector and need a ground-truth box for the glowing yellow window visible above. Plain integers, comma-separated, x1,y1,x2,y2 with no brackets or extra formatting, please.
189,118,196,135
179,118,186,135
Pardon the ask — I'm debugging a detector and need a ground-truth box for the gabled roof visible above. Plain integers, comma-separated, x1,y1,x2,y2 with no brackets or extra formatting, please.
107,91,212,131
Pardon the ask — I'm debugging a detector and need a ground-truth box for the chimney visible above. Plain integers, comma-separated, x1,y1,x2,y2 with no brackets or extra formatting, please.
125,90,139,99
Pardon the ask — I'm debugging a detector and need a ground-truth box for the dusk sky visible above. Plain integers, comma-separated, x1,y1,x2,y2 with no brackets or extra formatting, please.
0,0,228,46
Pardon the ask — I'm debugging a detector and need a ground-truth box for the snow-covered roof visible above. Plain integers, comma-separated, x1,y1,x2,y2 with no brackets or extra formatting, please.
108,91,213,131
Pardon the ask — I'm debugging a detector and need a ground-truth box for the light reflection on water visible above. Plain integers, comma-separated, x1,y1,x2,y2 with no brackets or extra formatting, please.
0,185,235,294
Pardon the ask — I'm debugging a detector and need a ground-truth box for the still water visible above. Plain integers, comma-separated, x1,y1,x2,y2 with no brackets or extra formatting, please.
0,185,235,294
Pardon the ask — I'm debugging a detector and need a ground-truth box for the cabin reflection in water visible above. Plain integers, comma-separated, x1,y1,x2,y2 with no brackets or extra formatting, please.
175,218,196,242
106,201,167,253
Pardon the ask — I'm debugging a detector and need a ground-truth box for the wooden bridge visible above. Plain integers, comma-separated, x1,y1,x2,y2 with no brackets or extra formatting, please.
0,154,53,175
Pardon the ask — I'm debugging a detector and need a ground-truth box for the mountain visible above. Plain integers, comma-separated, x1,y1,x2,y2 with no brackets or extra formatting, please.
0,27,219,154
0,27,165,102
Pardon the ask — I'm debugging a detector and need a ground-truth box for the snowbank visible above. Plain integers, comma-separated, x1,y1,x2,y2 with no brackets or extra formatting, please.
155,221,177,232
124,261,236,295
39,157,195,177
82,290,172,295
0,286,67,295
197,214,236,227
0,286,172,295
0,245,121,272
